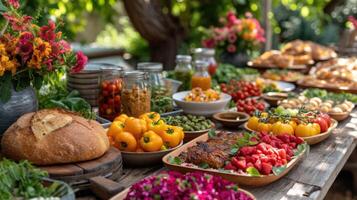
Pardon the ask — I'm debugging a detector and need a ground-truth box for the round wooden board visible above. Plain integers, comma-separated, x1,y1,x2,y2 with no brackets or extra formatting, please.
39,147,123,191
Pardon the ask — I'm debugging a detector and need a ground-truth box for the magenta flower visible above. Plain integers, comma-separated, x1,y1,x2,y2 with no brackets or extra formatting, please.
348,16,357,30
202,38,216,48
17,32,34,62
3,13,32,31
7,0,19,9
228,33,237,43
71,51,87,73
40,20,57,42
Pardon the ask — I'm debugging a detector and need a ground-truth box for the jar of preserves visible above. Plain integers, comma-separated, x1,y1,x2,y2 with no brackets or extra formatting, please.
121,71,151,117
191,60,211,90
98,65,123,121
193,48,217,76
174,55,193,91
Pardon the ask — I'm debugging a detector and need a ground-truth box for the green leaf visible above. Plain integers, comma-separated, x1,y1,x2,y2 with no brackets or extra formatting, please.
230,147,238,156
208,129,216,138
272,165,287,176
198,163,210,169
168,156,182,165
0,1,8,12
0,72,12,103
293,143,308,157
33,75,43,90
246,167,261,177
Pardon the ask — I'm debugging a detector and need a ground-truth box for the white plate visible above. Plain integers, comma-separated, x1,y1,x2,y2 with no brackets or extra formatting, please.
172,91,231,116
275,81,295,92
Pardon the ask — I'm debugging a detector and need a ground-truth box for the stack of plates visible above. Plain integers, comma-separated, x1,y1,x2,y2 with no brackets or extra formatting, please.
67,63,103,106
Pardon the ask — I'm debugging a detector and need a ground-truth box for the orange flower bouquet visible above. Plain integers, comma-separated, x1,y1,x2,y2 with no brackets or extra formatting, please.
0,0,87,102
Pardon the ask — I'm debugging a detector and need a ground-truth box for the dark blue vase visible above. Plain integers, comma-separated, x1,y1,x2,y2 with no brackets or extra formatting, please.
0,86,38,134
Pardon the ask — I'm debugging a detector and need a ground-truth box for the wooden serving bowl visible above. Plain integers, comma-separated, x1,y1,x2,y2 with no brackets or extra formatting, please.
111,187,256,200
261,92,288,106
121,141,183,167
162,133,307,187
243,119,338,145
328,112,351,121
184,128,211,143
213,111,249,128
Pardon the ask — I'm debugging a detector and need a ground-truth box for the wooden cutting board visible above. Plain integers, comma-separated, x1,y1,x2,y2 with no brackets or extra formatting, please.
39,147,124,199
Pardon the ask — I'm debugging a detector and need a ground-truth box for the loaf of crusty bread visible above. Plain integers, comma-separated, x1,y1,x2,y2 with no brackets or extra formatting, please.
1,109,110,165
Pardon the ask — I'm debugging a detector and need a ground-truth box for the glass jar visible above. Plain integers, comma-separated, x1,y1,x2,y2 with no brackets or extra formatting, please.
137,62,165,88
174,55,193,91
138,62,173,113
121,71,151,117
98,65,123,121
193,48,217,76
191,60,211,90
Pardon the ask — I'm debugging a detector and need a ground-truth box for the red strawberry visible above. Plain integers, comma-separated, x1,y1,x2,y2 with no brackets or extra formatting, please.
277,149,286,159
246,162,254,168
254,159,262,171
224,163,237,170
289,142,297,148
261,135,272,144
294,137,304,144
261,162,273,175
277,135,290,143
257,143,269,153
232,157,246,170
239,146,255,156
252,154,260,163
246,156,254,163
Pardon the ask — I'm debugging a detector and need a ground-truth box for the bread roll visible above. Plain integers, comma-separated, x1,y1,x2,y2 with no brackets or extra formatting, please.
1,109,110,165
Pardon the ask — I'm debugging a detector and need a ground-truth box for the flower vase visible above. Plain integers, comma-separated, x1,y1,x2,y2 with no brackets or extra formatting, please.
0,86,38,134
220,52,250,67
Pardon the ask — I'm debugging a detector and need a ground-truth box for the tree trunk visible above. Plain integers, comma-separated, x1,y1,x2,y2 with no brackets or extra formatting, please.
123,0,185,70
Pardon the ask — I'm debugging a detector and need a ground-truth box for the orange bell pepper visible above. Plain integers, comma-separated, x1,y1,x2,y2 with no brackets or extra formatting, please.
114,131,137,152
124,117,147,140
139,112,160,123
148,119,167,136
107,121,124,139
114,114,128,123
161,126,182,148
139,131,163,152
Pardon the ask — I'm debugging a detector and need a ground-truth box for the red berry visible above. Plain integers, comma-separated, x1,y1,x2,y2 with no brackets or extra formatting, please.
261,162,273,175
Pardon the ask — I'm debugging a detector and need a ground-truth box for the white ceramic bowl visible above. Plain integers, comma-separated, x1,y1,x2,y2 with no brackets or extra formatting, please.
172,91,231,116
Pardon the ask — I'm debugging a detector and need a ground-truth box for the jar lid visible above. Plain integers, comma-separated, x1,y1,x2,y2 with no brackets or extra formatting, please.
124,71,146,78
99,63,124,72
176,55,192,62
137,62,163,72
193,48,215,56
194,60,209,69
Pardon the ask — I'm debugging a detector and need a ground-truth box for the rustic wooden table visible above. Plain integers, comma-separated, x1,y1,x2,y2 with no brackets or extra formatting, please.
110,109,357,200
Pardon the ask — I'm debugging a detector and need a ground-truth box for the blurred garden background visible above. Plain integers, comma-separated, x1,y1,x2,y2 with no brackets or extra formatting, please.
17,0,357,69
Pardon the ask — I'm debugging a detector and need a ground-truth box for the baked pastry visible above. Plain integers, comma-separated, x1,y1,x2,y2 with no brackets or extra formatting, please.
1,109,110,165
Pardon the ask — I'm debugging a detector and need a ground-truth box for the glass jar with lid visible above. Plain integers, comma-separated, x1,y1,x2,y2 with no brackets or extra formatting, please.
193,48,217,76
98,64,123,121
191,60,211,90
137,62,165,88
174,55,193,91
121,71,151,117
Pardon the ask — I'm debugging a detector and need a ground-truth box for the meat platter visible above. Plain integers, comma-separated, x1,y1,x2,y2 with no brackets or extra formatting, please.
163,131,308,187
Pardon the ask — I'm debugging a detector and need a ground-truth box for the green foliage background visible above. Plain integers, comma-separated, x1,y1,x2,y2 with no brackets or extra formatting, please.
14,0,357,59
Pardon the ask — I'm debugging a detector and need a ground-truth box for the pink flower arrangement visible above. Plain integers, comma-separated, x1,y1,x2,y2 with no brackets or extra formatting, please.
0,0,87,102
202,11,265,54
348,16,357,30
